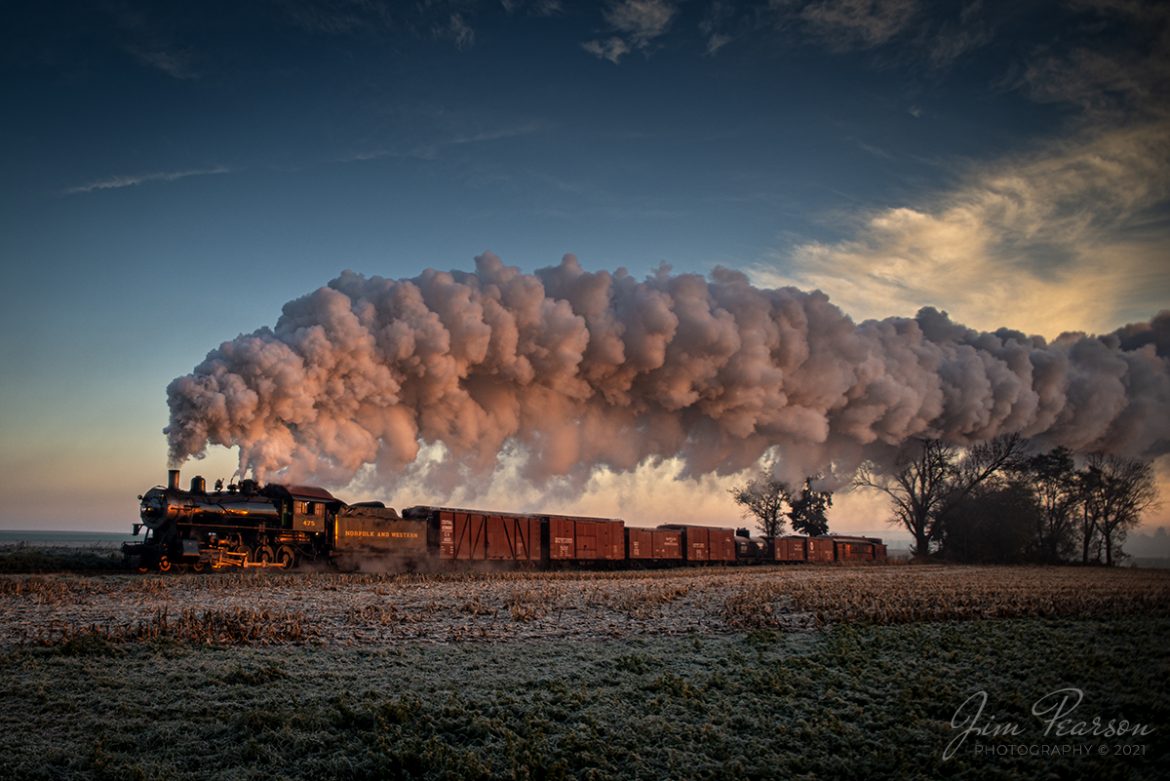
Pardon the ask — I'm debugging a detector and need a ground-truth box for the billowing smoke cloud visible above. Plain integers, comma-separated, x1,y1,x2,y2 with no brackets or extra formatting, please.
165,253,1170,493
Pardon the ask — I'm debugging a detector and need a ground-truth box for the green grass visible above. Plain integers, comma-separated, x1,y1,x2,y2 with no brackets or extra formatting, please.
1,617,1166,780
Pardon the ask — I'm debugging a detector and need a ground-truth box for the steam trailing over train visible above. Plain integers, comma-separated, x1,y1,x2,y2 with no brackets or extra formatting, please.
164,253,1170,497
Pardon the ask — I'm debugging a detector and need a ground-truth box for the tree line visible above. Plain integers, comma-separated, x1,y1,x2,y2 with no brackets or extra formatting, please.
731,435,1159,565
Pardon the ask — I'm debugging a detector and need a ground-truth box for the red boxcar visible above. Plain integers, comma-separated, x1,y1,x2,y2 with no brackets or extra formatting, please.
658,525,737,564
708,528,736,563
773,535,808,562
682,525,709,562
424,507,541,562
626,528,683,562
653,529,682,559
626,527,654,560
807,536,835,563
830,536,880,563
546,515,625,561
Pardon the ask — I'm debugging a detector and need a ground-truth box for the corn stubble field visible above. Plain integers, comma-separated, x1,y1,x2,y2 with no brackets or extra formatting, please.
1,564,1168,780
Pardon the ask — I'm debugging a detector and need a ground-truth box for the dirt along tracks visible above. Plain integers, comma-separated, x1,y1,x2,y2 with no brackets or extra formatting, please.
2,564,1168,647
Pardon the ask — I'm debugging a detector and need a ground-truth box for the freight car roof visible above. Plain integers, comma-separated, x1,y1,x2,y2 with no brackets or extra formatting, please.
815,534,883,544
657,523,736,531
402,505,542,519
402,505,624,524
543,514,624,524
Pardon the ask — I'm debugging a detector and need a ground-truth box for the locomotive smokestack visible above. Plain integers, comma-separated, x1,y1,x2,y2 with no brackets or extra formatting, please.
167,469,180,490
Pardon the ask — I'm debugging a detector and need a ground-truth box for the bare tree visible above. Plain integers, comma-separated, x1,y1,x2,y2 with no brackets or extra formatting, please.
855,435,1027,557
729,472,791,537
855,439,955,557
1079,455,1158,566
1076,466,1103,564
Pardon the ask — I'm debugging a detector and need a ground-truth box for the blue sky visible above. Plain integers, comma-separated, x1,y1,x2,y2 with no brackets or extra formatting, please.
1,0,1167,533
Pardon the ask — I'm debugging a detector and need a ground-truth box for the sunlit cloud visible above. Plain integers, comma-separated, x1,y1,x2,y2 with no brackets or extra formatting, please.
752,121,1170,337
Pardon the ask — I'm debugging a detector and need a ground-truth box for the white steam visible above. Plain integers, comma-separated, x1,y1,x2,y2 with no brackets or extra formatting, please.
165,253,1170,494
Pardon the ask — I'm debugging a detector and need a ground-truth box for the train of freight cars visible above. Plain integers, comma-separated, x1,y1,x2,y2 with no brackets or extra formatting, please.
122,470,886,572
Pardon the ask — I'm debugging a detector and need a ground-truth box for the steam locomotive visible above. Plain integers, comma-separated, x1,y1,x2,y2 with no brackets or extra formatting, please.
122,470,886,572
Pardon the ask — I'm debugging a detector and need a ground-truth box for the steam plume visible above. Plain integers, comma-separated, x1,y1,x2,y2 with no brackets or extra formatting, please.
165,254,1170,492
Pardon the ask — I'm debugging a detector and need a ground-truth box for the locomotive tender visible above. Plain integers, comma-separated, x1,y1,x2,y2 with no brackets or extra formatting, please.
122,470,886,572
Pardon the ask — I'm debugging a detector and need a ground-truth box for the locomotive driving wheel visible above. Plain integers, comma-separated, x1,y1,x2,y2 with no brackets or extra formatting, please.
157,555,173,573
252,545,275,565
276,546,296,569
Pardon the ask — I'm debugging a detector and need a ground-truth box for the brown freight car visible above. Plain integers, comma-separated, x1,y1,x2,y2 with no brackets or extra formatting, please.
546,515,625,562
403,506,541,563
806,536,835,563
659,524,706,563
333,505,428,569
773,535,808,563
708,527,736,563
658,524,736,564
828,535,880,563
627,527,654,560
653,529,682,559
626,527,683,563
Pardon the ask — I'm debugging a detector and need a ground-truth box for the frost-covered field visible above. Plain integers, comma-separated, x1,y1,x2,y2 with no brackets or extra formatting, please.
2,565,1168,644
1,566,1168,779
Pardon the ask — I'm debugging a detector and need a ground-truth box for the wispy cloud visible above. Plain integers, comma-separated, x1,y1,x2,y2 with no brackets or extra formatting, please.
501,0,563,16
125,43,198,80
756,0,999,69
64,165,230,195
785,0,921,51
750,121,1170,337
110,5,199,79
1019,4,1170,120
342,121,550,163
581,37,631,64
280,0,479,49
439,12,475,49
279,0,397,35
583,0,677,63
699,0,736,56
925,2,991,69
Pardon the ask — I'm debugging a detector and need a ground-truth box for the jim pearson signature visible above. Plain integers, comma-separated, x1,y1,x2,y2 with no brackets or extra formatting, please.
944,688,1154,760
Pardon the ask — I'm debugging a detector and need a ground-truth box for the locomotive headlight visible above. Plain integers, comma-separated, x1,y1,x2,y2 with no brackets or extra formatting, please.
139,491,171,530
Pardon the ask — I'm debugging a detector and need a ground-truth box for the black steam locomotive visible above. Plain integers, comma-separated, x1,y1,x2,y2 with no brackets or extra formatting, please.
123,469,887,572
122,470,425,572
